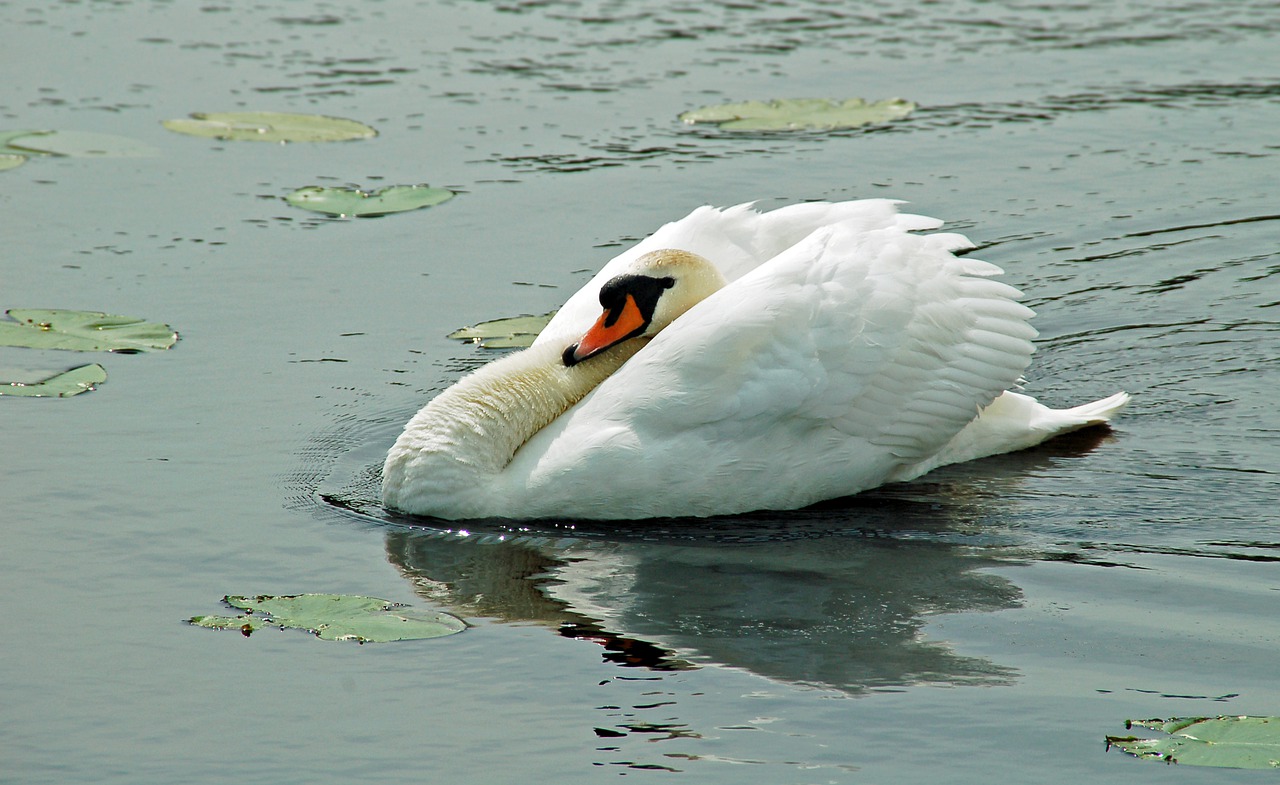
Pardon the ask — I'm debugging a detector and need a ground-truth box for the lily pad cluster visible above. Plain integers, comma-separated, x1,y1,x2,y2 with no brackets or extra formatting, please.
1107,716,1280,769
160,112,456,218
0,309,178,398
679,97,916,132
189,594,467,643
448,312,556,349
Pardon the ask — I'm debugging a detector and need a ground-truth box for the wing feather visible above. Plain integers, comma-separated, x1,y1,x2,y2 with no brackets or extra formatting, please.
534,200,924,348
509,202,1036,516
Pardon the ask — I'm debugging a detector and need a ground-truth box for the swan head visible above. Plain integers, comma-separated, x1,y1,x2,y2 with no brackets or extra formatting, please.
563,248,726,366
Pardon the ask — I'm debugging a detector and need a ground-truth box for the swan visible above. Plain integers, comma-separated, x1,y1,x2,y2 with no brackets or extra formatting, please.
383,199,1128,520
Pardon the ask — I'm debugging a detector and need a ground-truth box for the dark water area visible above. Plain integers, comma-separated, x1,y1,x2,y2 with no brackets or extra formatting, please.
4,1,1279,783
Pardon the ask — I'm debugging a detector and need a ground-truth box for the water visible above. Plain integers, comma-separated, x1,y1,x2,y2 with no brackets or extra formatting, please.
4,0,1279,782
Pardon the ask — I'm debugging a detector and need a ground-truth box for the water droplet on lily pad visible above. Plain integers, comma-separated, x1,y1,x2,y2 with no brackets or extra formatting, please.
679,97,916,132
0,363,106,397
448,312,556,349
5,130,159,157
189,594,467,642
0,309,178,353
163,111,377,142
284,184,455,217
1107,716,1280,769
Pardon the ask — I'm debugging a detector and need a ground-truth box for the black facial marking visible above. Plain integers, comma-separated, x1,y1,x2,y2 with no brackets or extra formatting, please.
563,274,676,368
597,274,675,328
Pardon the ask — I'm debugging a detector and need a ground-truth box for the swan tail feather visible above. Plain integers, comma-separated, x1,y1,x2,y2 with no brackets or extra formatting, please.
891,389,1129,482
1053,390,1131,425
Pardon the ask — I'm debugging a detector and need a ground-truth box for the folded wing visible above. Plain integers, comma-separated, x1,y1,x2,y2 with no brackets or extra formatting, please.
512,204,1036,518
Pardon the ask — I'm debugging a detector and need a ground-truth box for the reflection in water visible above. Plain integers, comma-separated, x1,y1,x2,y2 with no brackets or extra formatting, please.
382,497,1028,695
303,374,1147,774
312,418,1129,697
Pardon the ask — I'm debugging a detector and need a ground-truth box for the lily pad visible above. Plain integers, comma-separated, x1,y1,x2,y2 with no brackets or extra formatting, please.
448,311,555,348
285,184,455,217
1107,716,1280,769
0,154,25,171
163,111,377,143
5,130,159,157
0,363,106,397
0,309,178,353
1,129,50,154
189,594,467,642
679,97,915,132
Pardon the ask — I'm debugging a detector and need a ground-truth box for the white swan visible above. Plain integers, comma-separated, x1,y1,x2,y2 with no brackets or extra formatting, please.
383,200,1128,520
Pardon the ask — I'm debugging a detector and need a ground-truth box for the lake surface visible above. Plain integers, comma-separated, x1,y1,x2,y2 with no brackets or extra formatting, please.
4,1,1279,782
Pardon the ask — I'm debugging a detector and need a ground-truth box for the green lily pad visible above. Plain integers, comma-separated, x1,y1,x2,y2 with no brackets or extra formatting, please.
6,130,159,157
1107,716,1280,769
0,309,178,353
1,129,50,154
0,154,25,171
0,363,106,397
163,111,377,142
448,311,555,348
679,97,916,132
189,594,467,642
285,184,455,217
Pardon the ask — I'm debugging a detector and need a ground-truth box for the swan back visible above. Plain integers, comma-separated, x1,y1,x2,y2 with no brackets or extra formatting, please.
535,200,933,349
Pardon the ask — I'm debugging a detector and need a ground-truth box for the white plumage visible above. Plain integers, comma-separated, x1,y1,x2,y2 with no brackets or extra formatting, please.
383,200,1128,520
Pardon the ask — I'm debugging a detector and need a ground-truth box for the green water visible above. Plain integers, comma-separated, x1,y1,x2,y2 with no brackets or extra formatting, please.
5,1,1279,782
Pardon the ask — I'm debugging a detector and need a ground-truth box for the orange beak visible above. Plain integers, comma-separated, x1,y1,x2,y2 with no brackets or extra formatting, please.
565,294,646,365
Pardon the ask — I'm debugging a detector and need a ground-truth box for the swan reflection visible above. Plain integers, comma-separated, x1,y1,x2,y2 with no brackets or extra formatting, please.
382,489,1032,694
317,411,1116,694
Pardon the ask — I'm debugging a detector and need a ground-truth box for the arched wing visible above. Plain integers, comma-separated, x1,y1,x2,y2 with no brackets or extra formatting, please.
511,208,1035,517
534,200,943,349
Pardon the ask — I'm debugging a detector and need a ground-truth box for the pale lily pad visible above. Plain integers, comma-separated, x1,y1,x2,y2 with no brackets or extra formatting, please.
189,594,467,642
448,311,555,348
163,111,377,142
0,309,178,353
1,129,50,154
679,97,916,132
6,130,159,157
0,154,25,171
1107,716,1280,769
285,184,455,217
0,363,106,397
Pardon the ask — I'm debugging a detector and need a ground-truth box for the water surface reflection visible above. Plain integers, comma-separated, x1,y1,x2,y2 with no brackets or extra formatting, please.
384,522,1024,693
312,401,1127,695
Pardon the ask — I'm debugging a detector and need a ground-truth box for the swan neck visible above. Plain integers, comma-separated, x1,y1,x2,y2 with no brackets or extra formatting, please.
392,339,643,481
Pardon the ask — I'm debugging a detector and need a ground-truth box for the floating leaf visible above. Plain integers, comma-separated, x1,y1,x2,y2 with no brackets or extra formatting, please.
0,309,178,353
6,130,159,157
448,312,556,349
189,594,467,642
1107,716,1280,769
1,129,50,154
2,131,52,171
679,97,915,132
285,184,455,217
163,111,377,142
0,363,106,397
